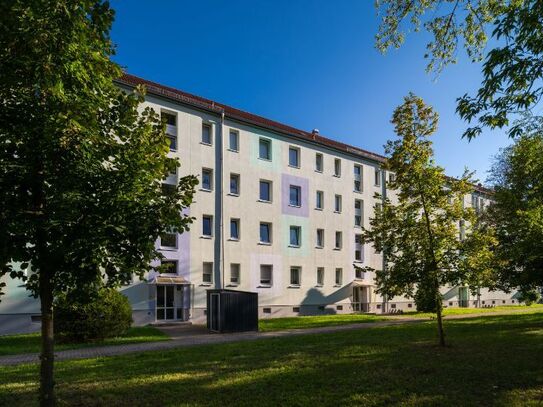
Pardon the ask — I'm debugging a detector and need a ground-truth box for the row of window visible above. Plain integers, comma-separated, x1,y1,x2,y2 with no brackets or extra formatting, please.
160,222,363,259
166,261,345,287
162,112,387,190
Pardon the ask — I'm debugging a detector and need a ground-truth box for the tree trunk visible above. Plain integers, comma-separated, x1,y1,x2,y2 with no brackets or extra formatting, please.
435,289,446,347
39,270,55,407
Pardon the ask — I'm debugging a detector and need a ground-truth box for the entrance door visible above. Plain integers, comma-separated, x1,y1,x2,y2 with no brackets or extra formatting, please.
458,287,469,308
156,285,183,321
210,293,220,331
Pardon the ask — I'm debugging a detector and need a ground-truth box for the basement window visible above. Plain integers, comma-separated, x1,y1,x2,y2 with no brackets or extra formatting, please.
263,308,271,314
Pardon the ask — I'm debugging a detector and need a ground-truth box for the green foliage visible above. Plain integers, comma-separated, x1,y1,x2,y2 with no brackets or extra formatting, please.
487,129,543,291
54,289,132,343
414,281,438,312
518,289,541,306
362,94,496,344
375,0,543,139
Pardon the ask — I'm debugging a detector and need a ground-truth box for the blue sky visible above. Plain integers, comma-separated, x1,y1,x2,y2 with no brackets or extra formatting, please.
110,0,513,183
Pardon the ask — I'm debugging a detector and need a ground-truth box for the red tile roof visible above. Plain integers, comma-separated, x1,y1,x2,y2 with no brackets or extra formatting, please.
116,73,492,195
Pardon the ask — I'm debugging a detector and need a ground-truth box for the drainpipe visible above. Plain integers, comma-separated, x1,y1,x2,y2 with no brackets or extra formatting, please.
381,168,388,314
213,109,225,290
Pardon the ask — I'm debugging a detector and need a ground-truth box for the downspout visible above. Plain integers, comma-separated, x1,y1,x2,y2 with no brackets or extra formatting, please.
220,110,225,290
381,168,388,314
212,107,225,290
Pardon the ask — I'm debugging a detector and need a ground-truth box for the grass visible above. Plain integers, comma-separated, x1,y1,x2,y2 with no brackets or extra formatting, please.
0,326,169,356
1,312,543,406
259,313,389,331
259,304,543,331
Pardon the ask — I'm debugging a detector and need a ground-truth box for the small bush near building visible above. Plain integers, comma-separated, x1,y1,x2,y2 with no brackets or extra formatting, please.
518,290,541,306
414,283,438,313
54,289,132,343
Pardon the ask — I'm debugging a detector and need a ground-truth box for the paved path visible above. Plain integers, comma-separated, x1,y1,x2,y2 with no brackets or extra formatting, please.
0,310,539,367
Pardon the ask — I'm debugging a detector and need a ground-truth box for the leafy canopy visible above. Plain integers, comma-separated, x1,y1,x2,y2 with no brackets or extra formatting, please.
375,0,543,139
0,0,198,300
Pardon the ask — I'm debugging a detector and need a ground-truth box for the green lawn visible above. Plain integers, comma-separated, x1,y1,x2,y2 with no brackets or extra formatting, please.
2,312,543,406
259,313,389,331
259,304,543,331
0,326,169,356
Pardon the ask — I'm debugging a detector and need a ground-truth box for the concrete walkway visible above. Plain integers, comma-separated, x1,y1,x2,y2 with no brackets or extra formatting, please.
0,310,538,367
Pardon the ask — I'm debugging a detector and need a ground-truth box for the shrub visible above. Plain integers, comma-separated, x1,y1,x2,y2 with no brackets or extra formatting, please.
54,288,132,343
518,290,541,306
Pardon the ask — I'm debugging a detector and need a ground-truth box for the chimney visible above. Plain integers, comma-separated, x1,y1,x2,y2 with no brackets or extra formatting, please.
312,128,319,140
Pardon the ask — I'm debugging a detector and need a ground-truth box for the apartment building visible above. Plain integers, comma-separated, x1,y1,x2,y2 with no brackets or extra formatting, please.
0,74,519,334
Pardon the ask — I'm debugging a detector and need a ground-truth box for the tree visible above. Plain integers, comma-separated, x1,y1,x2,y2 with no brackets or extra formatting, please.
375,0,543,139
486,125,543,292
0,1,198,405
362,94,488,346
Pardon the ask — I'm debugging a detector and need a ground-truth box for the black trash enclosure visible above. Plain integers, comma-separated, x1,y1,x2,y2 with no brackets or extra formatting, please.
206,289,258,333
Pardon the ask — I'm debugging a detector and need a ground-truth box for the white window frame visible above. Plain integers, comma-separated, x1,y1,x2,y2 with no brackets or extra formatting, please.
289,225,301,247
230,263,240,285
202,262,213,285
290,266,301,287
316,228,324,248
230,218,240,241
202,215,213,238
259,179,272,202
315,153,323,172
201,168,213,191
317,267,325,286
201,123,212,145
259,138,272,160
335,231,343,250
288,146,300,168
334,158,341,177
316,190,324,210
259,222,272,244
229,173,240,196
229,129,239,152
335,194,342,213
260,265,273,287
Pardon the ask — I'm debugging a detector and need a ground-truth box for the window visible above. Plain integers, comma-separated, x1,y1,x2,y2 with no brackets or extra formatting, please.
334,158,341,177
316,229,324,248
289,185,301,206
260,265,273,286
354,165,362,192
230,173,240,195
389,173,396,183
230,263,240,285
229,130,239,151
161,183,176,197
230,218,240,240
355,234,363,261
315,153,323,172
259,138,271,160
202,215,213,237
374,168,381,186
315,190,324,209
290,267,301,286
317,267,324,286
335,231,343,249
260,222,272,244
289,146,300,167
202,262,213,284
335,268,343,285
162,112,176,126
202,168,213,191
335,194,342,213
161,260,177,274
160,232,177,249
202,123,212,144
289,226,301,247
162,112,177,151
355,199,363,227
259,180,272,202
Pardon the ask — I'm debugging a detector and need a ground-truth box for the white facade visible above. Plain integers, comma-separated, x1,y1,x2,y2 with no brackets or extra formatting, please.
0,75,519,334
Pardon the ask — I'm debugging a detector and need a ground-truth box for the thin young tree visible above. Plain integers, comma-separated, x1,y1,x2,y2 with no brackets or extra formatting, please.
362,94,482,346
0,1,198,405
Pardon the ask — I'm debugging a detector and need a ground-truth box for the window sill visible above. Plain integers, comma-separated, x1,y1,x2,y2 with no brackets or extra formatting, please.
334,211,342,214
333,174,341,178
315,246,323,249
227,283,239,287
228,238,239,242
288,204,301,208
353,190,363,194
227,193,240,197
333,284,342,287
258,285,272,288
159,246,178,251
288,285,301,289
227,148,239,153
200,142,213,147
288,165,300,169
200,188,212,193
353,260,363,264
315,169,323,174
315,284,323,288
288,245,300,248
315,207,323,211
258,157,272,162
258,242,272,246
200,235,212,239
169,148,178,153
200,283,212,287
257,199,272,204
334,248,342,251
